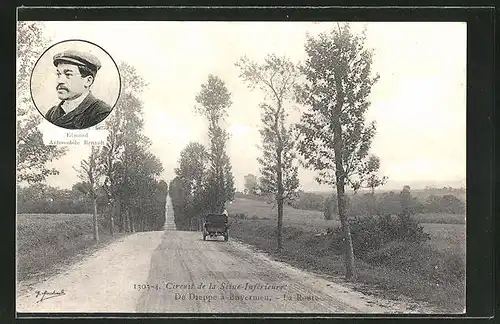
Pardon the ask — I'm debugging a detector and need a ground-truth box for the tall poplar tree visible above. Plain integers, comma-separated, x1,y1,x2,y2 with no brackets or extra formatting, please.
295,23,385,279
236,54,300,252
194,75,235,213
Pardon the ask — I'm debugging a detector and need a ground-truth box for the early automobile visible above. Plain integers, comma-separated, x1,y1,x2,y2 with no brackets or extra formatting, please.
202,213,229,241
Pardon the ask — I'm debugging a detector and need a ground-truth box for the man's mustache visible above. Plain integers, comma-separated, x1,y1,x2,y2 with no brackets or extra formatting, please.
56,85,69,91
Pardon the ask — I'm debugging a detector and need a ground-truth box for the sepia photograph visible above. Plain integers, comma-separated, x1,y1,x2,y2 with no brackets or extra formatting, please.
16,20,466,315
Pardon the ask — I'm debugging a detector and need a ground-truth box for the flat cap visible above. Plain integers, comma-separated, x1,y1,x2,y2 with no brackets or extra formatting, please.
53,50,102,74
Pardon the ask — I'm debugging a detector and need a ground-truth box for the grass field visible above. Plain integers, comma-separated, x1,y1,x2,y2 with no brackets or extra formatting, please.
17,214,126,282
228,197,465,226
227,197,466,312
421,223,466,253
228,197,328,228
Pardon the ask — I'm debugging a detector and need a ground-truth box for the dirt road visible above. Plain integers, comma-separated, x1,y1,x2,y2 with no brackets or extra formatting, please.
17,229,433,314
136,231,433,313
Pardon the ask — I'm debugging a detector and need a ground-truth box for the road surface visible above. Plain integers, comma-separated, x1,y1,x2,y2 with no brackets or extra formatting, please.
16,196,434,314
16,231,165,313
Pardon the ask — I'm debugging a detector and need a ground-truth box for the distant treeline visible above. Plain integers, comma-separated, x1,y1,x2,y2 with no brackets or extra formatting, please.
17,181,168,232
236,187,466,216
17,184,97,214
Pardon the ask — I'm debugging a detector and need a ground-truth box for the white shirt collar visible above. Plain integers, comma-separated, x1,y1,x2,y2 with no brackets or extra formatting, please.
61,91,90,114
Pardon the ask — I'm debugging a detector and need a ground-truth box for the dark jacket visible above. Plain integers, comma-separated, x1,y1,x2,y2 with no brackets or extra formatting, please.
45,93,112,129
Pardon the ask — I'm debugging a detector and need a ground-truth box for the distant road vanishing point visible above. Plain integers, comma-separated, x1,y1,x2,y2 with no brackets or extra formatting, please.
163,195,177,231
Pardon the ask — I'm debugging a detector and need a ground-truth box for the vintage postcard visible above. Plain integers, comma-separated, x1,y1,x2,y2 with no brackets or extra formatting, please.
16,18,466,315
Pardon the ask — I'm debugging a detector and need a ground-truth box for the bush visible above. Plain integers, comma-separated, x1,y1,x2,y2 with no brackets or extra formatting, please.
330,214,431,257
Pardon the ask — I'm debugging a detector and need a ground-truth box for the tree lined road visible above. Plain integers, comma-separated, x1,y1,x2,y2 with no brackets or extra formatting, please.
16,196,434,314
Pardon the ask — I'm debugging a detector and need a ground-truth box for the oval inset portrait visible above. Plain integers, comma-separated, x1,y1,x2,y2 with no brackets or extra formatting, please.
30,39,121,130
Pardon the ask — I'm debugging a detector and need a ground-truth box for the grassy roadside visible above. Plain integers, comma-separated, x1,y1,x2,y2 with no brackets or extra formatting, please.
229,217,465,313
17,214,128,282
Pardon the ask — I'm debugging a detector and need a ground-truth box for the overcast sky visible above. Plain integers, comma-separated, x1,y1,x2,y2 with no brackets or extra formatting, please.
32,21,466,192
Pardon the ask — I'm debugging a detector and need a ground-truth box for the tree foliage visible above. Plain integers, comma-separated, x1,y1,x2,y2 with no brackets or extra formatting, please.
97,62,165,233
75,147,101,199
425,194,465,214
172,142,210,230
175,142,209,195
295,23,384,279
74,146,102,241
169,176,192,231
236,54,300,251
194,75,235,213
257,104,300,202
243,174,259,195
194,74,232,122
295,24,384,190
17,183,96,214
16,21,67,184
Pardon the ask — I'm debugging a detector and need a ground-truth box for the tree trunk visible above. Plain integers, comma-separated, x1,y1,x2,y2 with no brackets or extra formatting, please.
110,199,115,237
333,66,355,280
117,195,123,232
276,145,284,253
277,197,283,252
332,120,355,278
120,210,125,232
121,213,126,233
335,180,355,280
122,209,126,232
110,214,115,236
126,209,131,232
131,211,136,232
92,197,99,242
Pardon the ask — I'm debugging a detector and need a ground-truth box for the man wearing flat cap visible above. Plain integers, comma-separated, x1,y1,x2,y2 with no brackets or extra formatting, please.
45,50,112,129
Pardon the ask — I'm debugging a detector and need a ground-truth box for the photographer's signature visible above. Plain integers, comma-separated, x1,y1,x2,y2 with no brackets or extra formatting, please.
34,289,65,303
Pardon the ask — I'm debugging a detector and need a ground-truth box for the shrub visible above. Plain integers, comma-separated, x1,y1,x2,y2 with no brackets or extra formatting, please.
394,215,431,242
364,241,410,265
330,214,431,257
